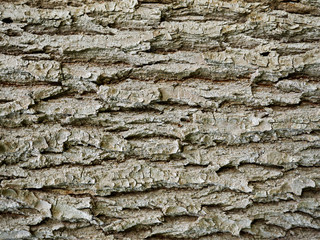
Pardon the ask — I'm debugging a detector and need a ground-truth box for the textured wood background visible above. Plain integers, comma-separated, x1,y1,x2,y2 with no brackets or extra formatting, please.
0,0,320,239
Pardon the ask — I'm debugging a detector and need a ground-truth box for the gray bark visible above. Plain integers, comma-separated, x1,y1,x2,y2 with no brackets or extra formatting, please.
0,0,320,239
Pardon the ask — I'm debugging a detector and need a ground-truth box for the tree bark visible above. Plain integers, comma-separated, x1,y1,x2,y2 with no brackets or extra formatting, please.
0,0,320,239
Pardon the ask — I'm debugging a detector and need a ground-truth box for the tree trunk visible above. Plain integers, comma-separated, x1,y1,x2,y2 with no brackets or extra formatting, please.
0,0,320,239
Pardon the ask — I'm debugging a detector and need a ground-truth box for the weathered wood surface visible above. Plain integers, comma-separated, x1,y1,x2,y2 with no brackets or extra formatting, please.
0,0,320,239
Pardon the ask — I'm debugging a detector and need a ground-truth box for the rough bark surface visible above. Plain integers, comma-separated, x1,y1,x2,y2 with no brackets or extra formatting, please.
0,0,320,239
